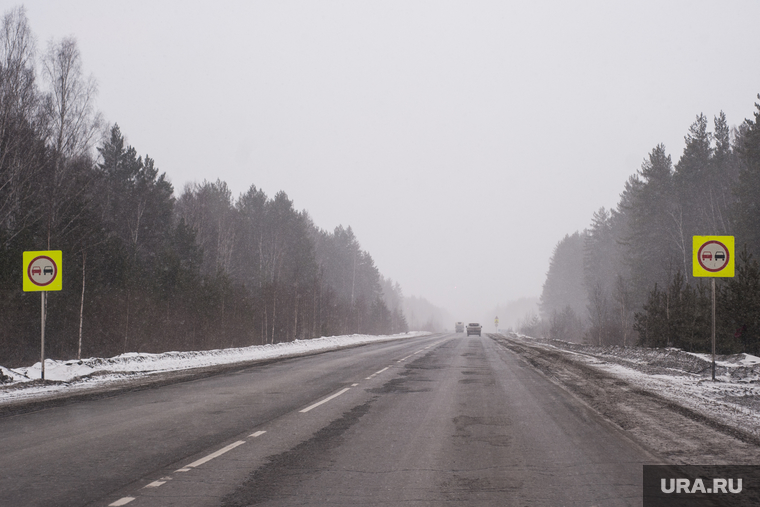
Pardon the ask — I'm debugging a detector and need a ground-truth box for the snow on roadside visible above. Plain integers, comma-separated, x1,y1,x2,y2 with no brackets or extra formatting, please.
685,351,760,368
0,332,430,404
510,333,760,440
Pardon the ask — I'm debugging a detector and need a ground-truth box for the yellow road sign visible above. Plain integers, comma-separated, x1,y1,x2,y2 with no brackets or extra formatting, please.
23,250,63,291
693,236,734,278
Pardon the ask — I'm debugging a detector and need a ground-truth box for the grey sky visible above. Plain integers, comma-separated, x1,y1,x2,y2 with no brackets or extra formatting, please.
21,1,760,320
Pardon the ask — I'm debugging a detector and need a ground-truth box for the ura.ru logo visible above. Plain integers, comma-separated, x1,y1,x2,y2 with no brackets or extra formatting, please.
661,478,742,494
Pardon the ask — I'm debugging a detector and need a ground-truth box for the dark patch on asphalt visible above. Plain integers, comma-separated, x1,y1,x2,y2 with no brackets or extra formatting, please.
364,345,446,392
404,363,444,370
452,415,512,447
368,349,441,393
441,474,521,501
459,365,495,385
221,399,376,506
398,369,433,381
368,376,432,394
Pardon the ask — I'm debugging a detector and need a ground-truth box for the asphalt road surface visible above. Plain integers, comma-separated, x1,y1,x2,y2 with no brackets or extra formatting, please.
0,334,658,506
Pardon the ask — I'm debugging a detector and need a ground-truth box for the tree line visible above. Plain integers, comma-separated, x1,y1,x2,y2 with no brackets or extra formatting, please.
0,7,407,367
535,100,760,355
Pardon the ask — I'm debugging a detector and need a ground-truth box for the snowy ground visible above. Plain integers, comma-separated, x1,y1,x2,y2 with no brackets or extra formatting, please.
509,332,760,441
0,332,430,406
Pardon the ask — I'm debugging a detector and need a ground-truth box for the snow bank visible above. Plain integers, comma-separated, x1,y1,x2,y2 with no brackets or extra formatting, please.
510,333,760,439
0,332,430,403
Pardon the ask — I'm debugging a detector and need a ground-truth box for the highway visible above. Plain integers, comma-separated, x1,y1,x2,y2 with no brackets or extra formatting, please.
0,334,657,506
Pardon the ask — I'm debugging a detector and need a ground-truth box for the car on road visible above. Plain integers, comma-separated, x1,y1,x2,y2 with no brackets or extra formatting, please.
466,323,482,336
455,322,464,333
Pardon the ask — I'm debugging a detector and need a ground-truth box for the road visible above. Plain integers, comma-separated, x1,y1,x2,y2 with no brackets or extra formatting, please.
0,334,658,506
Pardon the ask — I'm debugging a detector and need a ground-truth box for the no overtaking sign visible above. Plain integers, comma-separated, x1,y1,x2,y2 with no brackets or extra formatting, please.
693,236,734,278
23,250,63,291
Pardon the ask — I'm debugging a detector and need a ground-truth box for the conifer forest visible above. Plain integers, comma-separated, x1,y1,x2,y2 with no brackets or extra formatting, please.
0,8,407,367
537,104,760,355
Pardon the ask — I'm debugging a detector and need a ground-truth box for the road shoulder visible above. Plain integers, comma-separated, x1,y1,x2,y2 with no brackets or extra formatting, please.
490,334,760,465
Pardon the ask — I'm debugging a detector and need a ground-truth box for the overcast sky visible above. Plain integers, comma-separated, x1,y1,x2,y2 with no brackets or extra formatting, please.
21,1,760,320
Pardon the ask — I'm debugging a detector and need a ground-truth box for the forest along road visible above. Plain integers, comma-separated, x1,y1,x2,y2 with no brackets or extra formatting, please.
1,334,659,507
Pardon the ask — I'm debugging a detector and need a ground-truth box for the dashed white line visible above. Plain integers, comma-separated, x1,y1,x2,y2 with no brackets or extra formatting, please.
365,366,390,379
107,343,449,506
397,340,444,362
299,388,351,413
109,498,135,506
177,440,246,471
398,351,423,362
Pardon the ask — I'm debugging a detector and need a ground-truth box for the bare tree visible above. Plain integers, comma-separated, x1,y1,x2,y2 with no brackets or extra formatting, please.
40,36,103,248
0,6,45,243
614,274,633,347
41,36,102,160
0,6,37,140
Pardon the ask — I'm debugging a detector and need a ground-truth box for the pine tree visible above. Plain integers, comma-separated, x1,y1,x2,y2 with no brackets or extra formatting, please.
733,96,760,257
622,145,681,305
708,111,739,234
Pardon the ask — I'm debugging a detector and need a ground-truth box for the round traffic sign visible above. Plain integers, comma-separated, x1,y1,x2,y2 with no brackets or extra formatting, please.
697,240,730,273
27,255,58,287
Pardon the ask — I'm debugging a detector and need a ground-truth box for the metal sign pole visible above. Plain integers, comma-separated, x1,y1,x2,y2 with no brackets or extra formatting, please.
693,237,733,382
711,278,716,381
23,250,62,382
41,291,46,381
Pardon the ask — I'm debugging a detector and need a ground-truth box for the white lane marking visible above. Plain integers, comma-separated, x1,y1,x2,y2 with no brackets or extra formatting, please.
144,481,166,488
249,430,266,438
299,388,350,413
180,440,246,470
365,366,390,380
109,498,135,506
351,383,359,387
398,351,423,362
397,340,444,362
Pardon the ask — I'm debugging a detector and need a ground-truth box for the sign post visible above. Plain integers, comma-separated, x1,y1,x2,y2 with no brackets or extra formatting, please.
23,251,63,381
494,316,499,332
692,237,734,381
